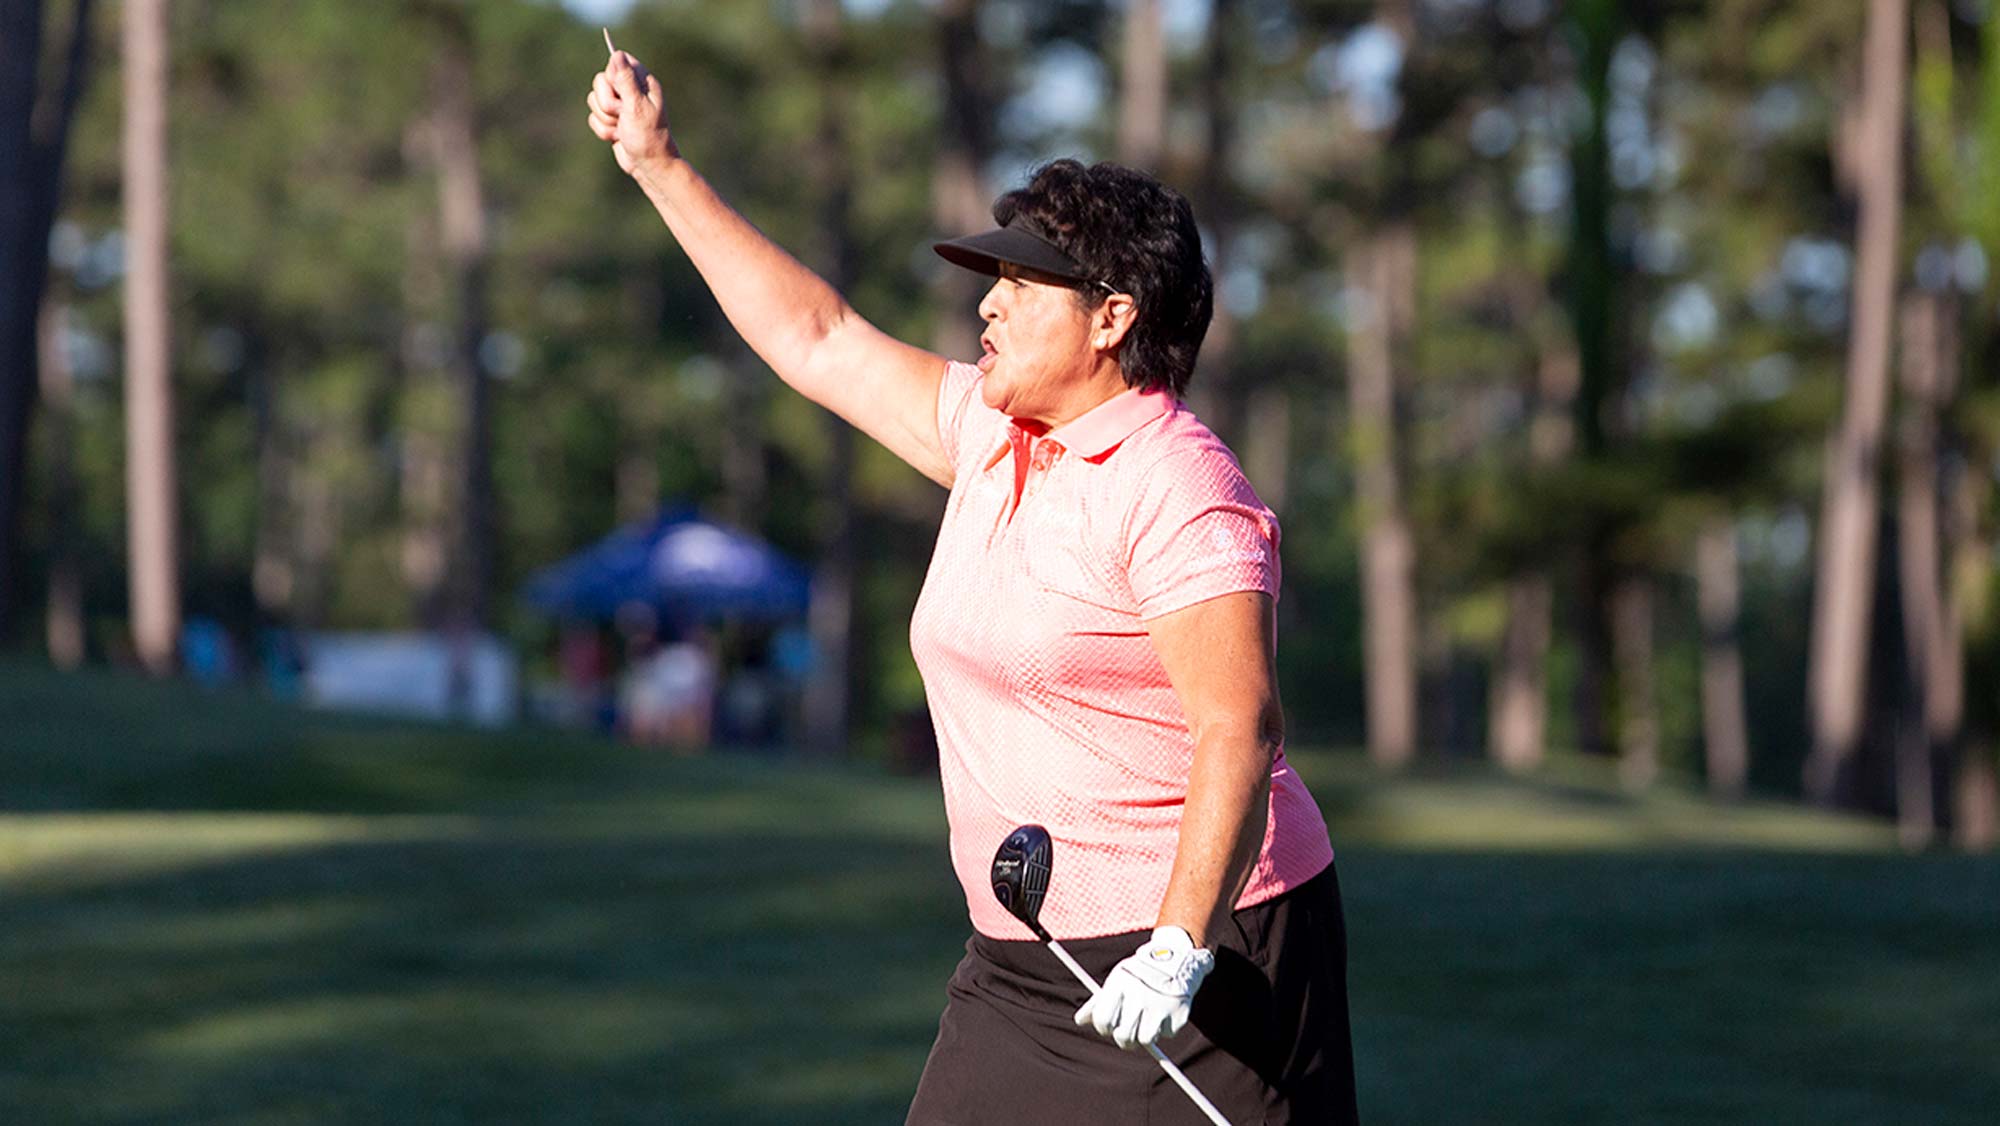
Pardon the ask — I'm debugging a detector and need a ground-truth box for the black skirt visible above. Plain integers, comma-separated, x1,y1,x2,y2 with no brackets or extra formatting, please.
906,862,1360,1126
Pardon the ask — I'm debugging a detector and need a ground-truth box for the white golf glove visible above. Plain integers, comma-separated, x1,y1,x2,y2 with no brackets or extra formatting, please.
1074,925,1215,1051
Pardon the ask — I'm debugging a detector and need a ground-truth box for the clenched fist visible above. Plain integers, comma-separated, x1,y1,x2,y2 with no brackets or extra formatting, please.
586,45,676,177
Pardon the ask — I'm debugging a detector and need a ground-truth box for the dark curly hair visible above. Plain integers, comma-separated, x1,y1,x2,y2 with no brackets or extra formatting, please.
992,160,1213,397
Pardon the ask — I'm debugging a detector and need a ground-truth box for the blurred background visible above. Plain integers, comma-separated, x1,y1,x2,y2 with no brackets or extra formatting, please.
2,0,1998,1122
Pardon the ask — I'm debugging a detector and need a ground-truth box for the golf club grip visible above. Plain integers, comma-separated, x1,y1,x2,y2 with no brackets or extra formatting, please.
1044,940,1235,1126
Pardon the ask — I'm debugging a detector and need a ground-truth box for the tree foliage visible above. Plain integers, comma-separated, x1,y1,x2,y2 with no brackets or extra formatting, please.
9,0,1995,828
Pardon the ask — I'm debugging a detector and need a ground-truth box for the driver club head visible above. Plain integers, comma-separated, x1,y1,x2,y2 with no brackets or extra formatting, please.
990,824,1053,939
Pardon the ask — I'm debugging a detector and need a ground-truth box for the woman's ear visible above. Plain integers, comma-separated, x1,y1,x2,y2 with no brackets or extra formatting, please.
1094,293,1138,353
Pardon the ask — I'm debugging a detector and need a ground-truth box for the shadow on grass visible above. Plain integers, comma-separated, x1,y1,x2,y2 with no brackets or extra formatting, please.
1,662,978,1122
5,664,1998,1123
1,817,969,1125
1339,849,2000,1125
9,834,1998,1124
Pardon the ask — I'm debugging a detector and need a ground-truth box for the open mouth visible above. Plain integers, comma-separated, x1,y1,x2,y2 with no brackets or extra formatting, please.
978,337,998,372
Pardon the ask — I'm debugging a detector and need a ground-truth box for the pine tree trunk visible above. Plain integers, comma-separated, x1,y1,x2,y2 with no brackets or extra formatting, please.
802,0,858,755
123,0,180,675
250,328,294,622
0,0,91,643
1806,0,1909,804
1946,389,1991,851
1187,0,1240,435
1117,0,1165,171
37,297,83,669
1612,573,1659,788
931,0,993,363
397,115,447,613
293,428,337,628
1892,290,1961,848
1239,387,1289,514
1564,0,1627,761
619,274,670,525
0,0,44,645
616,435,661,525
1491,575,1550,772
388,7,496,715
398,412,449,614
1956,744,1997,851
1490,224,1575,772
1347,224,1418,767
428,20,494,640
1338,0,1422,769
718,365,767,526
1696,517,1749,797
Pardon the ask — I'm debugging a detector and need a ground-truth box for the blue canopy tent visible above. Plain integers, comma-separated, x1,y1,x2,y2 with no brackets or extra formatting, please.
522,505,811,623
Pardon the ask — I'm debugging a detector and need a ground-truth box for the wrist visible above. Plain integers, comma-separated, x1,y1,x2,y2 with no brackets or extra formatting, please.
630,147,687,193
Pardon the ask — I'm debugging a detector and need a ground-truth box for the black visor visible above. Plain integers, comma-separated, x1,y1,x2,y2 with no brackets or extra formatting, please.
933,219,1096,284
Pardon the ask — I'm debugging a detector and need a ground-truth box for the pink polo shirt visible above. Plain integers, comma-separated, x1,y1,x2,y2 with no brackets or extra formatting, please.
910,360,1334,941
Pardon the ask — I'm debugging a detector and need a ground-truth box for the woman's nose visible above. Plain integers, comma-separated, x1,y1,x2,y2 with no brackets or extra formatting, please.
977,281,1004,321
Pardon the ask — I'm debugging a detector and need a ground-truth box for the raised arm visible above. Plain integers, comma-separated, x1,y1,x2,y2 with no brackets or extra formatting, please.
587,49,957,487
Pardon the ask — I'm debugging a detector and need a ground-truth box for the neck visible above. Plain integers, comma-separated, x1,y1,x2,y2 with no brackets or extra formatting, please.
1017,361,1129,431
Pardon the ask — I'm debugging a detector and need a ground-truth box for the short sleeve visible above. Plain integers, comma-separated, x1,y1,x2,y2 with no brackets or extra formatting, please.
1124,447,1281,620
935,360,993,475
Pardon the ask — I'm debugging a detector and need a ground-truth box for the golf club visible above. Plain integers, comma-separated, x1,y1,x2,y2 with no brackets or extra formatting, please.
991,825,1235,1126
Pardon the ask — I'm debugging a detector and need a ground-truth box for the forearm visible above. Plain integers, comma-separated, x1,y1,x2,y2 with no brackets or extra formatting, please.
628,154,850,390
1157,728,1275,949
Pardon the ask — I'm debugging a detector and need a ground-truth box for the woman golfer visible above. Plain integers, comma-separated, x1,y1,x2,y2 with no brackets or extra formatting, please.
588,46,1358,1126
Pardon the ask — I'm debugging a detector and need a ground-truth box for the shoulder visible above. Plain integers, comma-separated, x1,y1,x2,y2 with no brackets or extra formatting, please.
1114,404,1275,523
1110,405,1283,617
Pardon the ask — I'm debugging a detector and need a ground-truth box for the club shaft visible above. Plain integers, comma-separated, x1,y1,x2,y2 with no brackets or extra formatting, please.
1041,935,1100,994
1044,938,1234,1126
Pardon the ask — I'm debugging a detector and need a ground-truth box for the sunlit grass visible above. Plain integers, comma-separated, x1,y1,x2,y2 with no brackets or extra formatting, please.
0,813,469,885
1,659,1994,1124
1294,753,1897,852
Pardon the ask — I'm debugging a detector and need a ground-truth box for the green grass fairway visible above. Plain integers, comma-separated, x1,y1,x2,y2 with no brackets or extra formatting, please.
3,662,1996,1123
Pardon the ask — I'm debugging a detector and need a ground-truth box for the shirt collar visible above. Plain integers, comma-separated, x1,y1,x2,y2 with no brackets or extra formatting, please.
1041,386,1173,460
